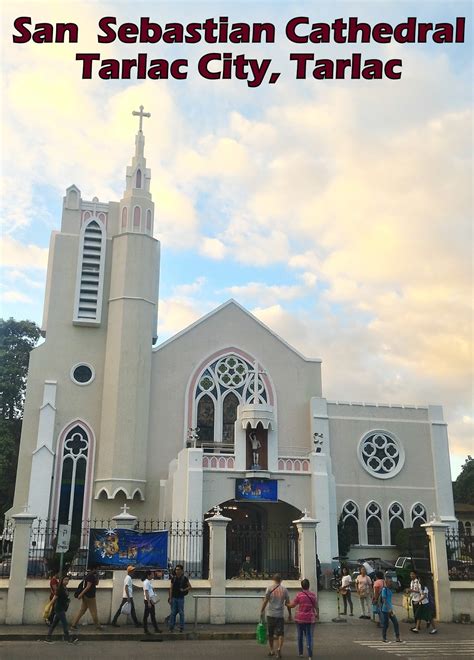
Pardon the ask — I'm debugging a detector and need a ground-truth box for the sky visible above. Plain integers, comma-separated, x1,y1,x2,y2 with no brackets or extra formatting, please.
0,1,472,478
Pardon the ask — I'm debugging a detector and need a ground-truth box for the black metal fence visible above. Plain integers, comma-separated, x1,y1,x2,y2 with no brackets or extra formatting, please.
446,529,474,580
0,519,208,579
226,523,300,579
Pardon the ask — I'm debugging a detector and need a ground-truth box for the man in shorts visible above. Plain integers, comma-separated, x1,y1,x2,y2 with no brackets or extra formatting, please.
260,573,291,658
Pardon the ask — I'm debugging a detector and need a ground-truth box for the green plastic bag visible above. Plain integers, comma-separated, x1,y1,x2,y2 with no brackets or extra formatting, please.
256,621,267,645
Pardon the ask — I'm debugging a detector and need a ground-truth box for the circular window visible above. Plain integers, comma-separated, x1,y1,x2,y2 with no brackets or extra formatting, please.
358,430,405,479
71,363,94,385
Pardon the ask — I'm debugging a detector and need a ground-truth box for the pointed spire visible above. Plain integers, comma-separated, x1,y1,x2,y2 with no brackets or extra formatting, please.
132,105,151,160
119,105,154,235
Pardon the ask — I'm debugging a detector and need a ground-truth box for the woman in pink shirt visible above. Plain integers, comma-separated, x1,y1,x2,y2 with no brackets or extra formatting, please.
288,579,319,659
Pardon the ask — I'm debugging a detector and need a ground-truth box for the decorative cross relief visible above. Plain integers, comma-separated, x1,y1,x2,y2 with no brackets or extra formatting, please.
120,503,130,515
301,507,310,518
132,105,151,132
212,504,223,517
313,432,324,453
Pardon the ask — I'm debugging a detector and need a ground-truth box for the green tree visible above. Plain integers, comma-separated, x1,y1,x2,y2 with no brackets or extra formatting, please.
453,456,474,504
0,318,40,515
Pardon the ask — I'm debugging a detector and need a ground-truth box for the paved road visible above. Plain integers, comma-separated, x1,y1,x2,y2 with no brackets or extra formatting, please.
1,627,473,659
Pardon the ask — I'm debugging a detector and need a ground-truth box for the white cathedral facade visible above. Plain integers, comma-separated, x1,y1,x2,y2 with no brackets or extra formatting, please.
9,109,456,569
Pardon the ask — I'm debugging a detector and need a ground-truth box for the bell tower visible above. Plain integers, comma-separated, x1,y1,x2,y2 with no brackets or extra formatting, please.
95,106,160,502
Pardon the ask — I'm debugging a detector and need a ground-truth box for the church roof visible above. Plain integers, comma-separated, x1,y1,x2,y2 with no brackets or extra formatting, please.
153,298,322,362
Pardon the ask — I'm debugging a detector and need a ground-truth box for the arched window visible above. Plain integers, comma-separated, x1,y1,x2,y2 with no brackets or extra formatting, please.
388,502,404,545
136,168,142,188
121,207,127,228
366,501,382,545
133,206,141,227
465,521,471,535
197,395,215,448
57,425,89,539
342,501,359,545
411,503,427,528
74,219,106,325
458,521,465,534
190,351,274,452
146,209,152,231
222,392,239,445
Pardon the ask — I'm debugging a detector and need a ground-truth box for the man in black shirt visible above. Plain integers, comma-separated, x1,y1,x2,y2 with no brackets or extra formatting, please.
71,565,103,630
168,564,191,632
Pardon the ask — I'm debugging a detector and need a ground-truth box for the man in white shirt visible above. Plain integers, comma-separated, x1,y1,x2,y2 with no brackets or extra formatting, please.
111,565,140,627
409,571,422,621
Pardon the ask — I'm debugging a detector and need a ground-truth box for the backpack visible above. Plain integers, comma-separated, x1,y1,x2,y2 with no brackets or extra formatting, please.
380,586,389,609
74,579,85,599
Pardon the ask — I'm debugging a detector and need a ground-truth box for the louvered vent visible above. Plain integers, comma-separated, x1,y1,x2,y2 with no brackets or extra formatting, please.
74,219,105,325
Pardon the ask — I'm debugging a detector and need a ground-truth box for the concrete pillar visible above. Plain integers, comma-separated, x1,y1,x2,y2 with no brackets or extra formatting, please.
293,513,319,593
309,397,337,569
207,508,231,624
6,512,37,624
109,507,138,622
421,519,453,622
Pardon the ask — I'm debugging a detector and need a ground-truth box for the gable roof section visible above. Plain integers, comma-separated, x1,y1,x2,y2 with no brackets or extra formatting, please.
153,299,322,363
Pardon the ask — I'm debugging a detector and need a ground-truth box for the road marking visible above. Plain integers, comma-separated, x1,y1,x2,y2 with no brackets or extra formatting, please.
355,640,474,657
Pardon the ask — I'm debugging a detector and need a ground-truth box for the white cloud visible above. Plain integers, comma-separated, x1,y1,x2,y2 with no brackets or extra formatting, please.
173,277,207,297
199,237,227,260
1,290,33,303
0,236,48,270
225,281,311,306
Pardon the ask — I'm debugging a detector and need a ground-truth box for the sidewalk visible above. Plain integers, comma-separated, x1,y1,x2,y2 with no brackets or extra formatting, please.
0,591,425,642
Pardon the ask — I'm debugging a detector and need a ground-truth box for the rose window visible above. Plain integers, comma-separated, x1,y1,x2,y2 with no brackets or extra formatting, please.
359,431,404,478
215,356,249,388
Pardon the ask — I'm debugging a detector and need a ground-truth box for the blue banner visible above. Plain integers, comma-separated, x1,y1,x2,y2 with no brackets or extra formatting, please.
235,478,278,501
89,528,168,568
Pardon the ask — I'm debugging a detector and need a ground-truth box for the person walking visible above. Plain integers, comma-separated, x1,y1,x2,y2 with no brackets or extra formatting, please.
355,565,372,619
409,570,423,621
380,576,403,644
339,566,353,616
45,575,78,644
111,565,140,628
260,573,291,659
372,571,385,626
288,579,318,659
70,565,102,630
143,570,161,635
168,564,191,632
46,571,59,624
411,581,437,634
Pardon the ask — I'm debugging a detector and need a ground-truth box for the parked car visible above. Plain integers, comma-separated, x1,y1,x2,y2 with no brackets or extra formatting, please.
394,556,431,588
0,557,49,578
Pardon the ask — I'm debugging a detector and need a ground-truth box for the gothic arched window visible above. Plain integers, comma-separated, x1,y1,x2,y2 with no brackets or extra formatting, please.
342,501,359,545
222,392,239,445
191,351,274,451
122,207,127,228
366,501,382,545
411,503,427,528
74,218,106,325
146,209,152,231
58,425,89,538
133,206,141,227
465,521,472,535
197,395,215,447
136,169,142,188
388,502,405,545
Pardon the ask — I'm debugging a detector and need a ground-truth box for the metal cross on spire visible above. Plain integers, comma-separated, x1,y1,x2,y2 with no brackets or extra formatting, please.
132,105,151,132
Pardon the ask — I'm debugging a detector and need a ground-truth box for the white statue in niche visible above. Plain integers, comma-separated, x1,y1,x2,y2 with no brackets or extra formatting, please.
249,431,261,469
